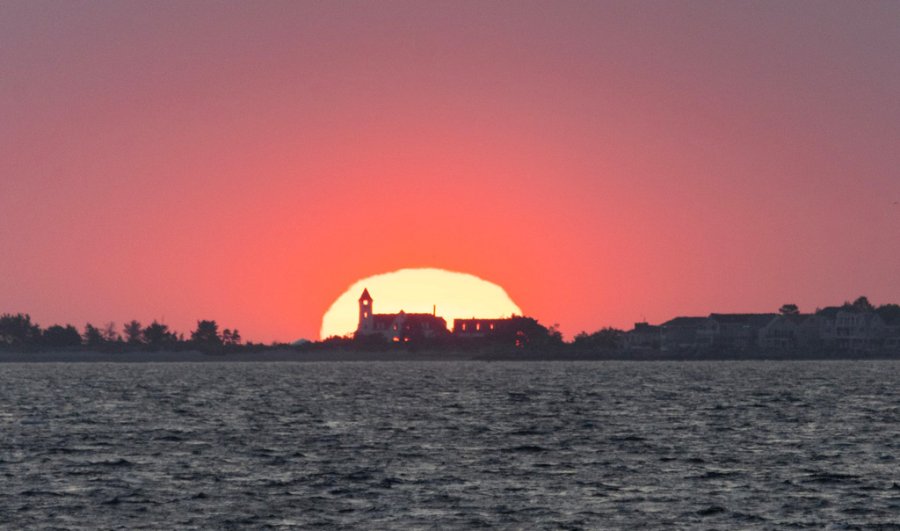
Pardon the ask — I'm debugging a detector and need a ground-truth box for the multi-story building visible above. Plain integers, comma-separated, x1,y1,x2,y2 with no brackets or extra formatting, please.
355,289,447,343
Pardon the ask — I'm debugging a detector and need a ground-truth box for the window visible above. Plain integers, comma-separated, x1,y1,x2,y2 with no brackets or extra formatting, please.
362,300,369,306
476,323,481,331
461,323,467,331
489,323,495,330
363,311,369,319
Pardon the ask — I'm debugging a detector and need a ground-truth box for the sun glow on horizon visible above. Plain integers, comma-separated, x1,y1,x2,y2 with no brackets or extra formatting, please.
320,268,522,339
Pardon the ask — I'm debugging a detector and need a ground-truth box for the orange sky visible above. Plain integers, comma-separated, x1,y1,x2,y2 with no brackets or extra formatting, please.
2,2,899,342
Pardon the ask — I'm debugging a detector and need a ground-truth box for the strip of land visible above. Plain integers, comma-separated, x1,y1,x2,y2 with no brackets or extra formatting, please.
1,348,898,363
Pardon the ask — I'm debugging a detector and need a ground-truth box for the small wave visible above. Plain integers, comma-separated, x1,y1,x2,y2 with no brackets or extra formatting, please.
690,470,742,480
609,434,645,442
92,458,135,467
153,434,183,442
19,489,66,497
841,505,874,516
731,511,766,522
345,469,375,481
328,487,355,496
802,471,860,484
501,445,547,453
378,477,403,488
46,446,90,454
266,456,289,466
509,428,545,436
587,482,621,492
102,495,156,506
696,505,726,516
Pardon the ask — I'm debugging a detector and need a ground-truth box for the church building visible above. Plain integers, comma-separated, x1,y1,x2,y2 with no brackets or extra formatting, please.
355,289,448,343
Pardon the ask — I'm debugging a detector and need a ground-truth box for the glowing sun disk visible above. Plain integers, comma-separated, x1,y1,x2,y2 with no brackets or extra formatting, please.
320,268,522,339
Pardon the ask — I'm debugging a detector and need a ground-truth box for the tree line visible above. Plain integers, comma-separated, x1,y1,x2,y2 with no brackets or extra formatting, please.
4,296,897,355
0,314,241,352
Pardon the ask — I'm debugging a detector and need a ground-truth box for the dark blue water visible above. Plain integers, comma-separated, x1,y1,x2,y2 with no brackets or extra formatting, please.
1,361,899,529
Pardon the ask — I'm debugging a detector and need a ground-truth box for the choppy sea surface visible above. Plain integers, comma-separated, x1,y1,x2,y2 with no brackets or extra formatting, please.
1,361,899,529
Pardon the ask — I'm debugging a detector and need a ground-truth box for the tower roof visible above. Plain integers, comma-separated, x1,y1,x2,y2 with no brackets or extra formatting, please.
359,288,372,301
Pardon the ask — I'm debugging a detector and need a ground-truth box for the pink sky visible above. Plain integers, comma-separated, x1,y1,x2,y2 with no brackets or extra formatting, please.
2,1,898,342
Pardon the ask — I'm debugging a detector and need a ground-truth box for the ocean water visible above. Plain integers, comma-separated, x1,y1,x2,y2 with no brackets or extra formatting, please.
1,360,899,529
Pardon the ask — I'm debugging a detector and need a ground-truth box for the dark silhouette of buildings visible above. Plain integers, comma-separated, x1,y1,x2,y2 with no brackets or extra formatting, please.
625,298,900,354
354,288,553,347
355,289,448,343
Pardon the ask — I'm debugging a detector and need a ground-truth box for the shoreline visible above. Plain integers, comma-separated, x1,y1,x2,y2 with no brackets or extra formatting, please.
1,349,898,363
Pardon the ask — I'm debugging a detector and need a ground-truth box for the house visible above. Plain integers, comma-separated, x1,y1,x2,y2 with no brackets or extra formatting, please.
453,318,504,337
354,288,549,347
624,322,661,350
882,314,900,352
659,317,707,351
695,313,779,350
835,309,885,352
807,305,887,352
453,316,548,348
355,289,448,343
758,314,810,350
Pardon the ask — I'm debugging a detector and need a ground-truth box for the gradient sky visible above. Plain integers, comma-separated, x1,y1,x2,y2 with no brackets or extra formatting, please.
2,1,898,342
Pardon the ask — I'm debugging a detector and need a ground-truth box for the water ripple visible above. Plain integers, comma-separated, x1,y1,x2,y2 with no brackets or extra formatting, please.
1,360,898,528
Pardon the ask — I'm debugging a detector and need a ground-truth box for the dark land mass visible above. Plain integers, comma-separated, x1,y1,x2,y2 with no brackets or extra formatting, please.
1,347,897,363
2,296,899,361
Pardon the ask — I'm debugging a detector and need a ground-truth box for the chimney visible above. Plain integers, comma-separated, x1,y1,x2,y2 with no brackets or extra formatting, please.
433,305,436,317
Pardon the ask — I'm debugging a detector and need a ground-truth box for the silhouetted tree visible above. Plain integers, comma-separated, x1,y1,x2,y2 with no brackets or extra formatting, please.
573,327,624,349
351,332,388,350
83,323,105,347
547,323,564,346
0,313,42,347
779,304,800,316
101,322,120,343
596,327,624,347
488,316,561,348
321,335,356,350
222,328,241,346
42,324,82,349
142,321,178,350
191,320,222,351
852,296,874,312
123,320,143,344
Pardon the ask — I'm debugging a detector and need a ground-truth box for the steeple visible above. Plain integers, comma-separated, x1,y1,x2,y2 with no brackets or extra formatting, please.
358,288,374,333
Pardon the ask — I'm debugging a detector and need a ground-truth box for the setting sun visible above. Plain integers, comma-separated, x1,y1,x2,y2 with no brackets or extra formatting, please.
320,268,522,339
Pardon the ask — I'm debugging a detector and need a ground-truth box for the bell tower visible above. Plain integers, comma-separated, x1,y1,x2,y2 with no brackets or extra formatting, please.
358,288,374,334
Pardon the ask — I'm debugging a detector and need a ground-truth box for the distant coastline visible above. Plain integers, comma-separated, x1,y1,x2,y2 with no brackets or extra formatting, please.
2,295,898,361
1,346,897,363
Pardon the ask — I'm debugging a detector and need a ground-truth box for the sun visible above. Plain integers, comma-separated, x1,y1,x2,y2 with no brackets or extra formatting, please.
320,268,522,339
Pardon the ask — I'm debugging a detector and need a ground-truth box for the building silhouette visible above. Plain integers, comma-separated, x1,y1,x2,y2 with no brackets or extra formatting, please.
355,289,447,343
355,288,558,348
627,302,900,354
